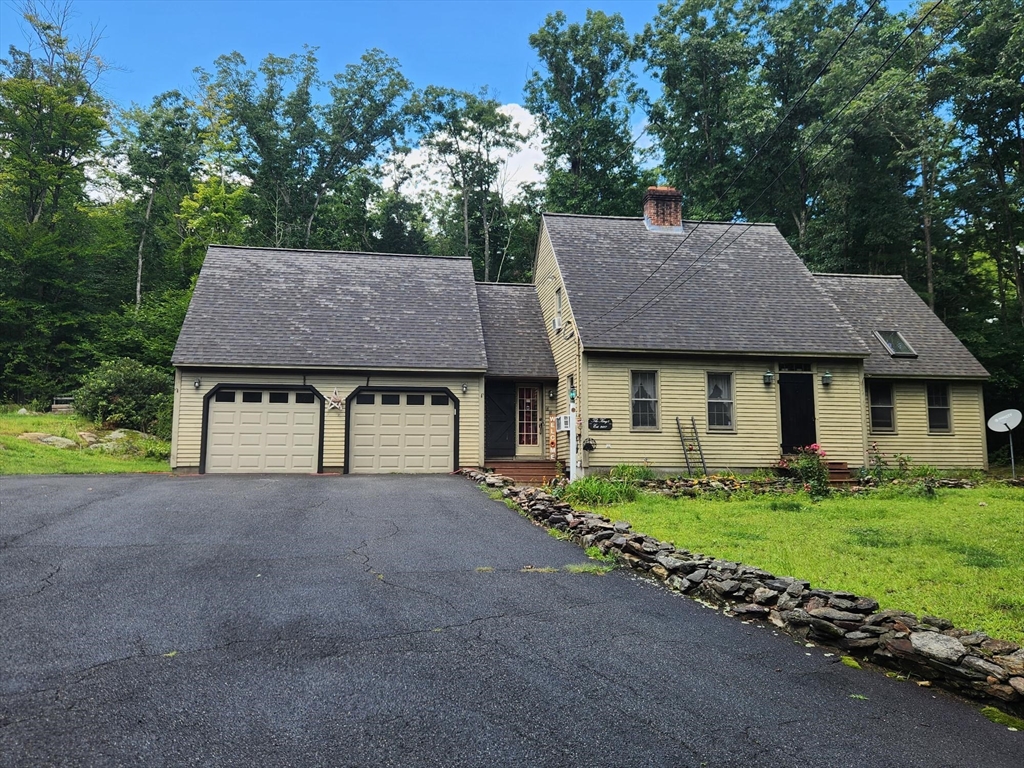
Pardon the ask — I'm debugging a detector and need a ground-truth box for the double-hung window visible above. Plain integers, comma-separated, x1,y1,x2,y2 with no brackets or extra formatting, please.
631,370,658,429
926,383,951,433
869,381,895,432
706,373,734,430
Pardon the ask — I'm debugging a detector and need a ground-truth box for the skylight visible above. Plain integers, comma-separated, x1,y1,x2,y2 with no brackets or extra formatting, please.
874,330,917,358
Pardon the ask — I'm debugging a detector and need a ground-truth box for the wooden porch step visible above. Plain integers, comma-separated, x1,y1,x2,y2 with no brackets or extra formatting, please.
484,460,561,485
827,461,852,481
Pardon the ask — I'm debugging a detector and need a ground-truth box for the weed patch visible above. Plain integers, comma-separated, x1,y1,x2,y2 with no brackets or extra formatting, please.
559,476,638,506
980,707,1024,730
564,562,614,575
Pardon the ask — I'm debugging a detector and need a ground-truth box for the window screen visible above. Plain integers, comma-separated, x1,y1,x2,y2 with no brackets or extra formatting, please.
631,371,658,429
707,373,734,429
869,381,895,432
927,383,951,432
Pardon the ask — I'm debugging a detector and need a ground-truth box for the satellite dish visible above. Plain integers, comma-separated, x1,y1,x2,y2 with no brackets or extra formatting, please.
987,409,1022,433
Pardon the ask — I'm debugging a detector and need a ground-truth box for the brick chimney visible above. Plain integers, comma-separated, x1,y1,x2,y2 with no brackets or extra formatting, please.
642,186,683,231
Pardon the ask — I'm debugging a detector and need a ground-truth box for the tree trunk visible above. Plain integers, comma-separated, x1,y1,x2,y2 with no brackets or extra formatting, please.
482,191,490,282
136,187,156,311
921,156,934,310
462,183,470,261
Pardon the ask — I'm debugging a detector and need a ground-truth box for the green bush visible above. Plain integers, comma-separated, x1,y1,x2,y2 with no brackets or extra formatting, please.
786,443,831,498
74,358,173,434
560,476,638,506
609,463,656,483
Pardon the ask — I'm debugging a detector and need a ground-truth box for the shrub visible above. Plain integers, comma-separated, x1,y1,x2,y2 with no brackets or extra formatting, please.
789,443,831,498
609,463,656,483
74,358,173,434
560,476,638,506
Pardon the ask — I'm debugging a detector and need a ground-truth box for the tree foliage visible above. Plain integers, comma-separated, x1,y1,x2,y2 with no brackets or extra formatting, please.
0,0,1019,452
526,10,651,216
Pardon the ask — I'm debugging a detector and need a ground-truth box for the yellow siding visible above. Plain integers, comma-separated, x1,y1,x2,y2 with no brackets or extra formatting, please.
172,370,484,471
170,368,182,468
812,361,867,466
582,357,867,472
534,223,581,464
868,381,987,469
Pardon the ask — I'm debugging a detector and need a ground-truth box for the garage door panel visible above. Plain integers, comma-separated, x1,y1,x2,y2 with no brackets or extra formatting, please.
349,391,454,474
206,389,320,473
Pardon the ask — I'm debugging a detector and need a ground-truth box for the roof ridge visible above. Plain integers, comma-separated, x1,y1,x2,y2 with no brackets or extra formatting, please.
813,272,904,279
541,212,776,227
207,244,469,261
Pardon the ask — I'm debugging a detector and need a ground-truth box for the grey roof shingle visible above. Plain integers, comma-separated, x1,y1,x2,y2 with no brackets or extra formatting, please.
814,274,988,379
476,283,558,378
543,214,868,357
172,245,488,371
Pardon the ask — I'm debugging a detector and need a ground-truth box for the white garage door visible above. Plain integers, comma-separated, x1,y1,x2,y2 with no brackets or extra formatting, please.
349,392,454,474
206,388,320,473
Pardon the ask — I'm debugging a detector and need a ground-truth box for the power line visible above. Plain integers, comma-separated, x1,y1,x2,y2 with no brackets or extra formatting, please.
590,0,975,342
587,0,883,327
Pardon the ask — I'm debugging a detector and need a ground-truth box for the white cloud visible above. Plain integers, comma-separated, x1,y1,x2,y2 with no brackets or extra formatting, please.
386,102,546,204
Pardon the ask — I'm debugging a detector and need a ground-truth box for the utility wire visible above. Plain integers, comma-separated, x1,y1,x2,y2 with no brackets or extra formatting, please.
587,0,883,327
590,0,974,342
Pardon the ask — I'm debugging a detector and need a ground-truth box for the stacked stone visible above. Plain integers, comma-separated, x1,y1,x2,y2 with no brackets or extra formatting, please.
461,470,1024,716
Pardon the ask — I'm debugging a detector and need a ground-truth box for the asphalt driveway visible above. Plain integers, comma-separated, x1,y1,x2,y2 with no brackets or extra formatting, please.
1,474,1019,767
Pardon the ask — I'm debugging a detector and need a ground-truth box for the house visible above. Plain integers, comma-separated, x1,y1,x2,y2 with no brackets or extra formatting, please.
169,187,989,475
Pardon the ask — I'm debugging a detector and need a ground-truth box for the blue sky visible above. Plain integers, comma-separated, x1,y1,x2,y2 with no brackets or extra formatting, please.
1,1,665,108
2,1,918,111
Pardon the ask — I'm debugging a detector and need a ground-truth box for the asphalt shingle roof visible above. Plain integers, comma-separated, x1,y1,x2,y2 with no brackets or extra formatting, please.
814,274,988,379
543,214,868,357
172,246,488,371
475,283,557,378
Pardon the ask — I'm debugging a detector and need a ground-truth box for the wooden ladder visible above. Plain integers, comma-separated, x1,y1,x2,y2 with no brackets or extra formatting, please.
676,416,708,477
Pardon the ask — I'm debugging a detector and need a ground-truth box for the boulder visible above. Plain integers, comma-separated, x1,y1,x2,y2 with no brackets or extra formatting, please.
910,631,967,665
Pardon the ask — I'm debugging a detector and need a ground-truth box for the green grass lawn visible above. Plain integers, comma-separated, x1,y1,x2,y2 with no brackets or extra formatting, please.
0,412,170,474
604,485,1024,644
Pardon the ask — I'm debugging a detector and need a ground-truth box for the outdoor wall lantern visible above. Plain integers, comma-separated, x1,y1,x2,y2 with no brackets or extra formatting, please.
821,370,833,386
569,385,578,402
461,383,468,394
548,389,557,400
763,370,775,386
193,377,201,390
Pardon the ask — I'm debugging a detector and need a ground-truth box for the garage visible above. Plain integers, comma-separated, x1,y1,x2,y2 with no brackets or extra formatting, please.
204,387,322,473
348,390,455,474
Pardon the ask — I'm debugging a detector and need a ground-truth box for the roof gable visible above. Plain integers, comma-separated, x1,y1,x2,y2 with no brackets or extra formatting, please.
172,245,487,371
476,283,557,378
814,274,988,379
542,214,867,357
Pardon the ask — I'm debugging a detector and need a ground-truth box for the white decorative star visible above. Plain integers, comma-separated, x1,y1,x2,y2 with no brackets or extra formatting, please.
326,388,344,410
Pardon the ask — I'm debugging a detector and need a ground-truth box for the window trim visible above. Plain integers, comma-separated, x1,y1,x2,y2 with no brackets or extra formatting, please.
926,382,953,434
868,380,896,434
630,369,660,431
874,330,917,358
706,371,736,433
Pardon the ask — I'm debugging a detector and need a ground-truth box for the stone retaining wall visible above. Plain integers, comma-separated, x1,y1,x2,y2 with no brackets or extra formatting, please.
464,469,1024,717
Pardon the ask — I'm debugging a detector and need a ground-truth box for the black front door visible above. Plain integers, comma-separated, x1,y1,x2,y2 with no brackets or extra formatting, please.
779,373,816,453
485,380,516,458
